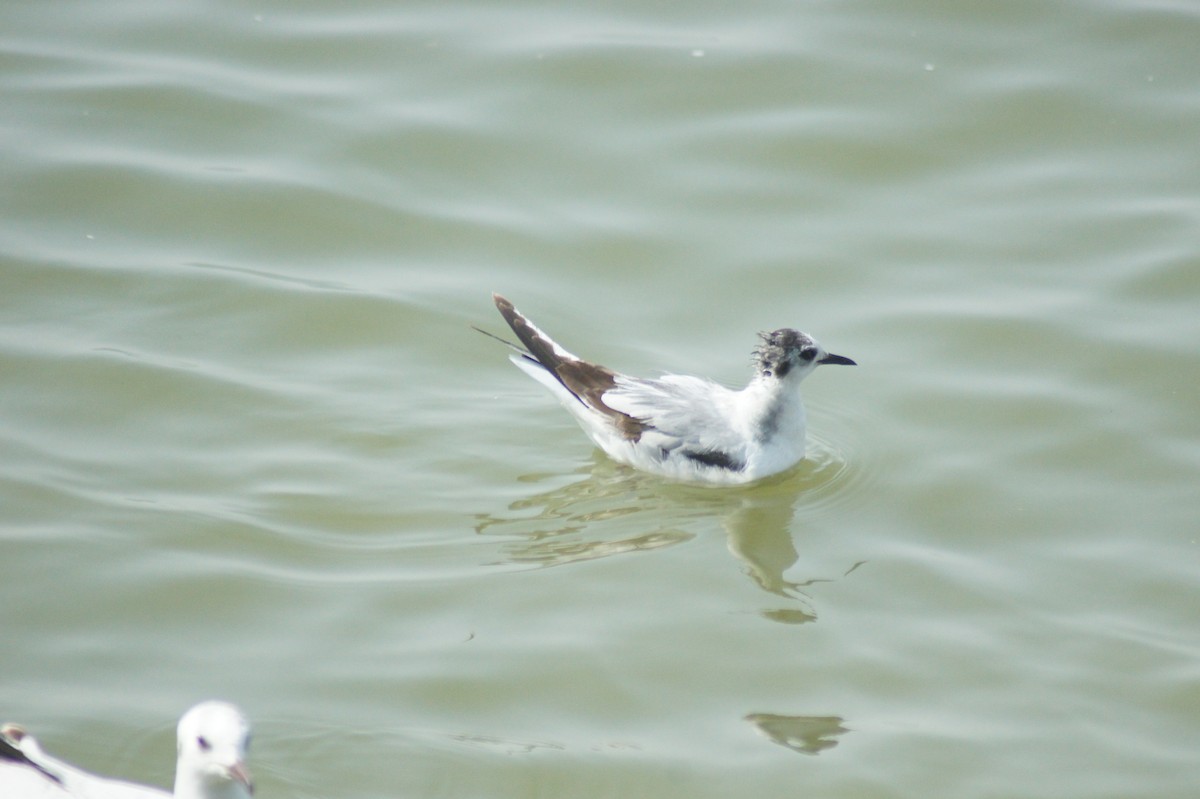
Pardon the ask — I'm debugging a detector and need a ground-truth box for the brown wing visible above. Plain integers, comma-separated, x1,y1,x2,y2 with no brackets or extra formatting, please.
492,293,647,441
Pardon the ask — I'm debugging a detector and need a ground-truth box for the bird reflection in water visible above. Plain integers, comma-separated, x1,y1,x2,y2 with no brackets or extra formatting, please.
476,455,863,624
745,713,849,755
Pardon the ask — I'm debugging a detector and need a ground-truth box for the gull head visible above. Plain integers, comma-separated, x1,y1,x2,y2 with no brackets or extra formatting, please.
754,328,855,383
175,702,254,799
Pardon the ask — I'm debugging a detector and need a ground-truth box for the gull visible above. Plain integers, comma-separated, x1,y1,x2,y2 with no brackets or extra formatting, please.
0,701,253,799
479,293,855,485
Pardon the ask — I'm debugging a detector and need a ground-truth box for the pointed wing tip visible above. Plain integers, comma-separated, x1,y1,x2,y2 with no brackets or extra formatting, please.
1,723,27,744
0,726,66,787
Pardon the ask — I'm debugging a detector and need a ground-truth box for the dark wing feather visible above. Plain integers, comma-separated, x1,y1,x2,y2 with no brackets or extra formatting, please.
491,294,648,441
0,726,65,786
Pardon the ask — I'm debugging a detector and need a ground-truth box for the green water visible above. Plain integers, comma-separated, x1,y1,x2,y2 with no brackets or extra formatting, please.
2,1,1198,798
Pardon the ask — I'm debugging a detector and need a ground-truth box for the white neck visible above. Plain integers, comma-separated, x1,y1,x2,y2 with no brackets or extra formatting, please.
741,374,808,444
174,773,252,799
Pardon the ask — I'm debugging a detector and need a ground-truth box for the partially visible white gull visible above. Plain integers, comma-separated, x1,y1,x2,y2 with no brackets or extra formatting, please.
479,293,856,485
0,701,253,799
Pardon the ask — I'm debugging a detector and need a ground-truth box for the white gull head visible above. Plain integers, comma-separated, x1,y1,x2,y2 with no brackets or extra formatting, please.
0,701,253,799
174,702,253,799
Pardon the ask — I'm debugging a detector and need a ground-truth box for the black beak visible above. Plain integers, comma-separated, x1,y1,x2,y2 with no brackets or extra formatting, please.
819,353,856,366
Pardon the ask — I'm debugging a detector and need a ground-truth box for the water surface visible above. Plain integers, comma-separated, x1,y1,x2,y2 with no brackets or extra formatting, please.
2,1,1198,798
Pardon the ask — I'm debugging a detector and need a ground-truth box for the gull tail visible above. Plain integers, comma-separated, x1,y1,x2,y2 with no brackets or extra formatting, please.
481,293,647,441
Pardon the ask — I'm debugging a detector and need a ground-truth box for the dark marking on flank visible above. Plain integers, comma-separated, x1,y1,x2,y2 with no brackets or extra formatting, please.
682,449,745,471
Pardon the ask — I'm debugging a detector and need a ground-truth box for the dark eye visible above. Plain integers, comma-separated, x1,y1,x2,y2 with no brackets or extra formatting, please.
197,736,212,752
799,347,817,361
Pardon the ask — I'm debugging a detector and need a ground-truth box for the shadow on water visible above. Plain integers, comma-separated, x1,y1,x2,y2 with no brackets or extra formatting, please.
473,456,858,756
474,457,698,568
474,443,865,624
744,713,850,755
